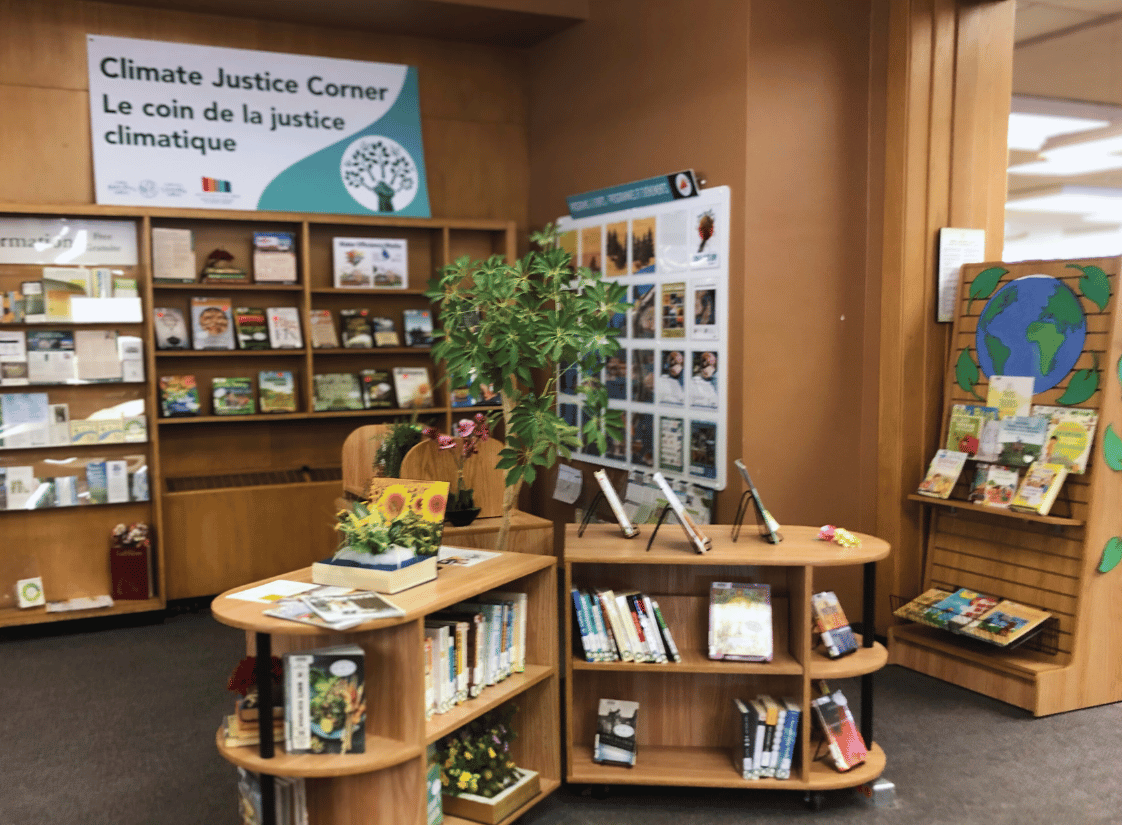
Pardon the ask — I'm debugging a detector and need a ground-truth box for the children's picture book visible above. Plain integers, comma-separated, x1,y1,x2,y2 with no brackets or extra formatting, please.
332,237,408,289
371,316,401,347
258,370,297,413
996,414,1049,468
212,376,256,416
284,644,366,754
708,581,772,662
915,449,968,498
339,308,374,348
1009,462,1068,515
810,591,858,658
252,231,298,283
403,309,434,347
159,374,201,417
190,296,235,350
986,374,1034,419
233,307,269,350
593,698,639,767
309,309,340,349
359,368,396,409
392,366,434,409
314,372,364,411
894,587,1053,647
956,599,1053,647
266,306,303,349
972,464,1019,508
1031,405,1098,475
153,307,190,350
593,469,639,538
918,587,999,631
945,404,999,456
892,587,954,625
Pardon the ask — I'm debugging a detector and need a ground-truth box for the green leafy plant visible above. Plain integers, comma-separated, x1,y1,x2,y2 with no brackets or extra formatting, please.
373,420,425,478
436,704,520,798
427,223,628,549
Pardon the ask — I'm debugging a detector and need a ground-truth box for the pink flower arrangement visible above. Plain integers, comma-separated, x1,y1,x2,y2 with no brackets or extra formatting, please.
423,414,490,510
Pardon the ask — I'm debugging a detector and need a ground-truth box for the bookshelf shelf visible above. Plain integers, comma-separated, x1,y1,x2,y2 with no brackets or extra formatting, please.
905,493,1083,527
564,523,889,794
210,551,560,825
153,283,304,291
311,287,430,296
156,349,307,357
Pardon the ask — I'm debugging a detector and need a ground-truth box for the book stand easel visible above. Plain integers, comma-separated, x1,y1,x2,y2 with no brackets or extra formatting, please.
576,490,641,540
730,488,782,543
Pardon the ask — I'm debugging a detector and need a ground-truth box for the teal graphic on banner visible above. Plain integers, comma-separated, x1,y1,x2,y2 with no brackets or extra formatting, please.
258,67,430,217
567,171,699,219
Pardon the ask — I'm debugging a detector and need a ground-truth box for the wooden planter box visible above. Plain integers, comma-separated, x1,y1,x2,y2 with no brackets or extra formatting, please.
441,769,539,824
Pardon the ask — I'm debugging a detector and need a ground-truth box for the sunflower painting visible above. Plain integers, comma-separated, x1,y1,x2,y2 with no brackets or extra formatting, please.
335,478,449,559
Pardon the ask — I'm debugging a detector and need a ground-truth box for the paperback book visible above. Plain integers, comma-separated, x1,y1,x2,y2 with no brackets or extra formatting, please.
403,309,433,347
266,307,303,349
652,471,711,553
894,587,1052,647
986,374,1035,419
593,698,639,767
1009,462,1068,515
708,581,773,662
1031,405,1098,475
392,366,434,409
190,296,235,350
212,377,256,416
810,591,858,658
371,316,401,347
339,308,374,348
811,684,867,772
233,307,269,350
153,307,190,350
158,374,201,417
967,464,1019,508
284,644,366,755
945,404,999,456
258,370,297,413
359,368,396,409
313,372,364,411
915,449,968,499
301,591,405,625
309,309,340,349
252,231,298,283
996,415,1050,468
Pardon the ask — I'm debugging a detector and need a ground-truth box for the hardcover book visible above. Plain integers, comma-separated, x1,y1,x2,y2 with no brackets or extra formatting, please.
212,376,256,416
283,644,366,754
810,591,858,658
252,231,298,283
314,372,364,411
945,404,999,456
359,368,396,409
1009,462,1068,515
811,685,867,772
190,296,235,350
371,316,401,347
915,449,968,498
593,698,639,767
956,599,1053,647
158,374,201,417
258,370,297,413
233,307,269,350
309,309,340,349
266,306,303,349
392,366,434,409
339,308,374,348
1031,405,1098,475
708,581,773,662
153,307,190,350
892,587,954,625
996,415,1050,468
403,309,434,347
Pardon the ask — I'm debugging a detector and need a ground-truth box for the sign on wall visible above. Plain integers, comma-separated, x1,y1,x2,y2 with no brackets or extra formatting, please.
86,35,431,217
0,217,137,266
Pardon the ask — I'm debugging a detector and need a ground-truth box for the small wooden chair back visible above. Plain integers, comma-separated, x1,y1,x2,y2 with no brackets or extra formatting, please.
340,424,392,498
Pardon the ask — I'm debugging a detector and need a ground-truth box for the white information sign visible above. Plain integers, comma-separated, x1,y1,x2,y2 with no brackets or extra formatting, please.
0,218,137,266
938,227,986,323
86,35,430,217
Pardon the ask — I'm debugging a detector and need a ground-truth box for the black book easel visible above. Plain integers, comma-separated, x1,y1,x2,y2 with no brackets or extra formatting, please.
577,490,640,539
731,487,782,544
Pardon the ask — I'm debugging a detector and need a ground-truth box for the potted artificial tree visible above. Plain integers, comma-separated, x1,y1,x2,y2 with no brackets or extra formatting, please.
427,224,628,551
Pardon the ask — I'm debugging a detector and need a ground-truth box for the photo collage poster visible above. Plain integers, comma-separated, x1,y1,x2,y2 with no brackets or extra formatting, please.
556,186,729,490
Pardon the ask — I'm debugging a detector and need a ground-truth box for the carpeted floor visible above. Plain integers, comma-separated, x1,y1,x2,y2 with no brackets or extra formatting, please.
1,605,1119,825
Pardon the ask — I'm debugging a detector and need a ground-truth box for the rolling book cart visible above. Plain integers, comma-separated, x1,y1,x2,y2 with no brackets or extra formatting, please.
562,523,890,806
210,550,560,825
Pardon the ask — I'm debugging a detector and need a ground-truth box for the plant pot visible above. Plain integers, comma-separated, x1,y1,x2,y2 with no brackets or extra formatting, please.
446,506,482,527
442,768,540,824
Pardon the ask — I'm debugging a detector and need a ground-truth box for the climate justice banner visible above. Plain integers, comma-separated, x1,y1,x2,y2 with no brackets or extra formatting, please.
86,35,430,217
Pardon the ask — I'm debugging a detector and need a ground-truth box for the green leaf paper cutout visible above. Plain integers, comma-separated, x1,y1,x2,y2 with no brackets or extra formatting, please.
1056,353,1099,405
1068,263,1111,312
967,266,1007,314
1118,354,1122,393
1104,423,1122,471
955,349,984,400
1098,537,1122,574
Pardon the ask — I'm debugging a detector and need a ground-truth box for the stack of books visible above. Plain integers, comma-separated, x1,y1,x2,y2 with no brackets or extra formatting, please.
732,695,801,780
570,588,680,664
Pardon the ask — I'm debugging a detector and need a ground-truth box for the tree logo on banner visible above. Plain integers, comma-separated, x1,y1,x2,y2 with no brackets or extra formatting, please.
340,135,419,213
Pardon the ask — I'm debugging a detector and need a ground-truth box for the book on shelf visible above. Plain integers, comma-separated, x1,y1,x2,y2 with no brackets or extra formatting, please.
74,329,122,382
986,374,1034,419
284,644,366,755
0,329,29,386
733,698,759,779
810,591,859,658
371,316,401,347
776,697,801,780
423,623,454,713
449,386,475,408
154,307,190,350
233,307,269,350
221,713,285,748
1009,462,1068,515
995,414,1049,468
190,296,236,350
955,599,1052,646
212,377,257,416
20,281,45,323
403,309,433,347
893,586,1053,647
258,370,297,413
392,366,434,409
359,368,396,409
2,290,25,323
652,471,712,553
593,469,639,537
266,306,303,349
593,698,639,767
708,581,773,662
252,231,298,284
945,404,999,456
159,374,201,417
1031,404,1098,475
236,767,307,825
966,463,1019,508
811,682,867,772
42,273,87,322
915,449,968,499
648,598,682,663
26,329,76,384
117,335,145,383
332,237,408,289
339,308,374,348
151,227,196,283
308,309,339,349
734,459,782,543
313,372,364,411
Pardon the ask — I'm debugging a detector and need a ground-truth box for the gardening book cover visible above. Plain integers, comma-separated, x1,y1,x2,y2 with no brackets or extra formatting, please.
979,464,1019,509
190,296,235,350
915,449,968,498
945,404,998,456
1031,405,1098,475
359,368,396,409
309,309,340,349
996,414,1049,468
283,644,366,754
158,374,200,417
392,366,434,409
153,307,190,350
212,376,256,416
593,698,639,767
258,370,297,413
314,372,363,411
1009,462,1068,515
233,307,269,350
339,308,374,348
921,587,1000,631
708,581,772,662
252,231,297,283
266,306,303,349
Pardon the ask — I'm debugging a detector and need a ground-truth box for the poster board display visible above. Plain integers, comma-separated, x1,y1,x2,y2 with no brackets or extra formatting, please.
557,185,730,490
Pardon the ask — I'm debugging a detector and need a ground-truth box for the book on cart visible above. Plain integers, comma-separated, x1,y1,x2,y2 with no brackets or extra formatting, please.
592,698,639,767
283,644,366,755
708,581,772,662
810,590,859,658
811,682,867,772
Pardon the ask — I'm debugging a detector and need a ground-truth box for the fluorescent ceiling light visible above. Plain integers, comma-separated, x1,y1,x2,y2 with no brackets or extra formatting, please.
1009,122,1122,176
1007,185,1122,221
1007,112,1108,152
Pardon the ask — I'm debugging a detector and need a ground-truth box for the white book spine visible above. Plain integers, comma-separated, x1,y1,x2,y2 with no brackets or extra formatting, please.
594,468,639,537
286,654,312,751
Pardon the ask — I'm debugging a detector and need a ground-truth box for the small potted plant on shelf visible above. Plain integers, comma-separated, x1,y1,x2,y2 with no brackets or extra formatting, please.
427,223,628,551
436,704,539,825
314,478,449,593
373,419,425,478
422,413,490,526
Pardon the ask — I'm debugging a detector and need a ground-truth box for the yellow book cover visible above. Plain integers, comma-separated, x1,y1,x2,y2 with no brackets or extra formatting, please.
1009,462,1068,515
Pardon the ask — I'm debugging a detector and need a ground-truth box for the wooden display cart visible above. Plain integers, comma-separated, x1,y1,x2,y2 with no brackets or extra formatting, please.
563,523,889,799
210,550,560,825
891,255,1122,716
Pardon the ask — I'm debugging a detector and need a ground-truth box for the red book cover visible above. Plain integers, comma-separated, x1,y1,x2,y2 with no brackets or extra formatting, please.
109,543,151,599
